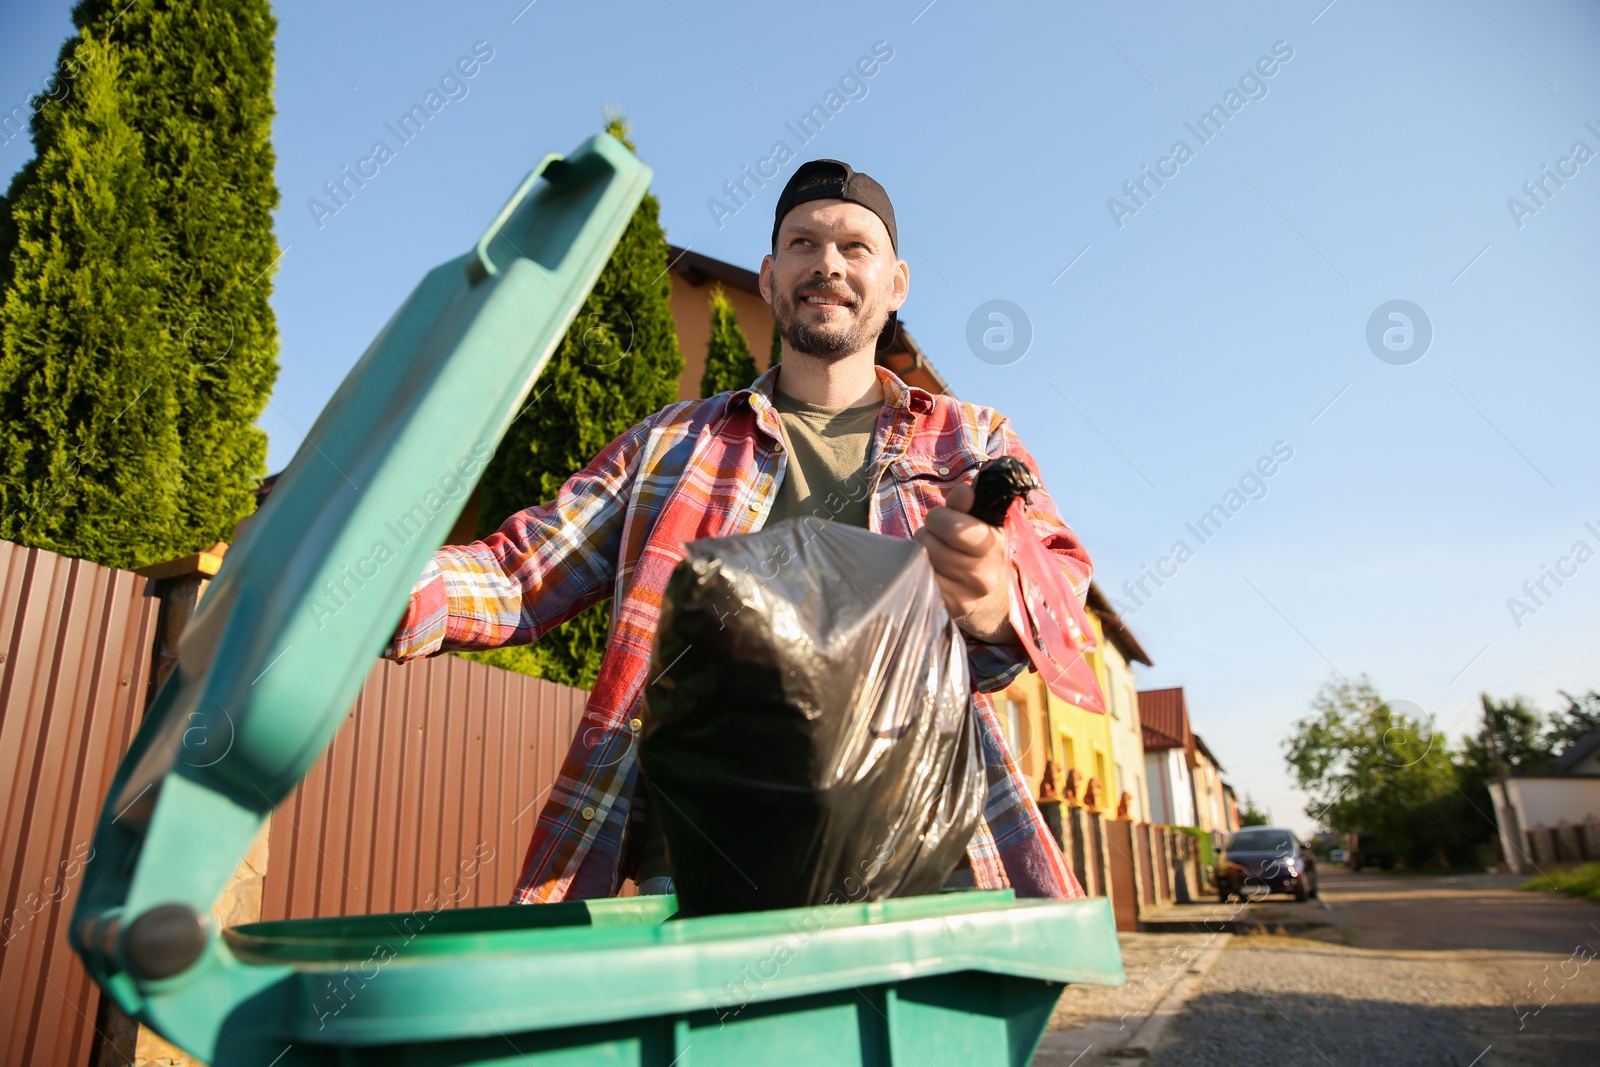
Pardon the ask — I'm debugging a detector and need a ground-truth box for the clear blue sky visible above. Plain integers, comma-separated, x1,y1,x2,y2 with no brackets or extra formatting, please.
5,1,1597,833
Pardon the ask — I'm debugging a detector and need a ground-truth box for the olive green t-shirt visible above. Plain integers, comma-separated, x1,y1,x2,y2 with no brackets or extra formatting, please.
762,390,882,530
633,390,884,884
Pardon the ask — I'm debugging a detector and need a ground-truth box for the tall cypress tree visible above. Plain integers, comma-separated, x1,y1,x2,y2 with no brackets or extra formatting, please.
0,33,184,567
0,0,280,567
470,116,685,689
85,0,280,549
699,285,757,396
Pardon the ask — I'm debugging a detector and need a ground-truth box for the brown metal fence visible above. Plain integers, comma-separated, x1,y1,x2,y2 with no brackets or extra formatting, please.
1136,823,1160,909
0,542,159,1067
260,655,589,920
1103,819,1139,932
0,536,594,1067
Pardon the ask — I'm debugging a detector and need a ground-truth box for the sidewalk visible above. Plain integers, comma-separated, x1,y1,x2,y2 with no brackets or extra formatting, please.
1032,931,1229,1066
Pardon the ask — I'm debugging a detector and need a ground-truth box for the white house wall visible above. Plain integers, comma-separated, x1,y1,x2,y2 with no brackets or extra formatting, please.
1506,777,1600,829
1144,748,1196,827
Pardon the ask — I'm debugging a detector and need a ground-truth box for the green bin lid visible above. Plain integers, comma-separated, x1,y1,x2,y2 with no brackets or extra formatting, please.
71,131,653,1040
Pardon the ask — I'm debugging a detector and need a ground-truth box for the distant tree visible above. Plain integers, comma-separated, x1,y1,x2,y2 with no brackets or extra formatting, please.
1237,795,1270,827
698,285,757,396
1286,679,1600,870
468,114,683,688
769,320,782,369
1546,690,1600,756
1283,674,1461,867
1446,694,1552,863
1459,694,1550,778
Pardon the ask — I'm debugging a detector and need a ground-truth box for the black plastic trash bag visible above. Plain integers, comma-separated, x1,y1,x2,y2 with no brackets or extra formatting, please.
639,518,985,917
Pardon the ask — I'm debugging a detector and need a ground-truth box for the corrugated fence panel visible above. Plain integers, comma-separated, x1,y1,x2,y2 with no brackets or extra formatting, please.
1137,824,1159,907
0,542,158,1067
261,655,588,921
0,535,594,1065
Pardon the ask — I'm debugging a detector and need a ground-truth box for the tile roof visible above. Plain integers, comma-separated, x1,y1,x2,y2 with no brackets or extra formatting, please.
1138,686,1191,751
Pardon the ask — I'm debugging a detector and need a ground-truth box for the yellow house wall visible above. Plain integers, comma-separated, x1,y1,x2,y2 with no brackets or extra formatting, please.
1045,685,1116,812
996,612,1148,818
1050,613,1116,812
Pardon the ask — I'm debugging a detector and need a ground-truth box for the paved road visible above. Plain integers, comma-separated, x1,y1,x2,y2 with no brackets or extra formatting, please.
1269,867,1600,1066
1038,867,1600,1066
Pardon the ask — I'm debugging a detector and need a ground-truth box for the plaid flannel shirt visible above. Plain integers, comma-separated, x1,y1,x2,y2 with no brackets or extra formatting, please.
389,366,1089,903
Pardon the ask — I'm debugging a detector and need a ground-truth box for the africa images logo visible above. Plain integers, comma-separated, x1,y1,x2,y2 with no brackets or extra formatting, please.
966,300,1033,367
1365,300,1432,366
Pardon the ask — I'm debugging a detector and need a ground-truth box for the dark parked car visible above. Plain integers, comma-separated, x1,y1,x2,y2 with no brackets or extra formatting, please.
1216,827,1319,902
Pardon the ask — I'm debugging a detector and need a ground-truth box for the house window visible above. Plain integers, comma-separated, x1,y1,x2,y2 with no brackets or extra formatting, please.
1115,762,1125,796
1062,735,1077,772
1094,751,1107,788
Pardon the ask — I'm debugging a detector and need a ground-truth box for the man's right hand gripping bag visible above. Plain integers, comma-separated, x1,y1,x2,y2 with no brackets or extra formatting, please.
639,519,986,917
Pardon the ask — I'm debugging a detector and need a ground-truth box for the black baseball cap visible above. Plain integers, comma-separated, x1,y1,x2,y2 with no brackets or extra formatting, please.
770,159,898,253
770,159,901,352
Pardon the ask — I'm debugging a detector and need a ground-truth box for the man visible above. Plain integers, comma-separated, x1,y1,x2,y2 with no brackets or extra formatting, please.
388,160,1091,904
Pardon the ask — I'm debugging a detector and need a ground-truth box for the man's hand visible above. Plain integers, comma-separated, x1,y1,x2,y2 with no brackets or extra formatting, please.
913,482,1019,645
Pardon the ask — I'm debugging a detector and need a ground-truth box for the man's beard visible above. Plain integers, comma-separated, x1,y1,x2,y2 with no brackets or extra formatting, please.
772,280,889,361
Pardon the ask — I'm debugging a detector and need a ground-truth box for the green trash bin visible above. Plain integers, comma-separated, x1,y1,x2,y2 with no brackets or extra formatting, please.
70,132,1124,1067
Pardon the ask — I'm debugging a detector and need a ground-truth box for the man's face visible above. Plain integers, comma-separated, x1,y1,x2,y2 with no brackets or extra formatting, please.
759,200,909,361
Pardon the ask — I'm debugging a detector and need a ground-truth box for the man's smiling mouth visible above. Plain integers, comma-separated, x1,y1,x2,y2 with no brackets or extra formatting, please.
800,291,855,310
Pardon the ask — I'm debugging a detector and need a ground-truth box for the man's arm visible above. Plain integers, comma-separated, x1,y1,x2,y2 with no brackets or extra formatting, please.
913,416,1092,692
386,414,659,662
